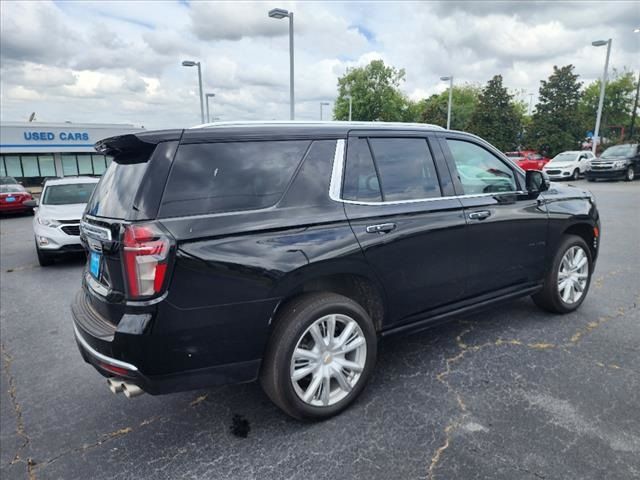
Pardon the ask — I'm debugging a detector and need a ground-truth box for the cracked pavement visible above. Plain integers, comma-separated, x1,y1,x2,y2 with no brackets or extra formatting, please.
1,179,639,480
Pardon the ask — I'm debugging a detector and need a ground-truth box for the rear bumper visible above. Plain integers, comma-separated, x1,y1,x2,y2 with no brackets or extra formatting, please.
71,289,264,394
0,204,31,213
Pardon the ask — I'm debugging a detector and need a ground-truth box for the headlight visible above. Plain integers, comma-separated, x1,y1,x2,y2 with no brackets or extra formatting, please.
613,161,627,169
37,217,60,227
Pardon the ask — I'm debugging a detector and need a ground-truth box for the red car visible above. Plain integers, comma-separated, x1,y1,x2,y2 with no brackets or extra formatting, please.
505,150,550,171
0,184,34,214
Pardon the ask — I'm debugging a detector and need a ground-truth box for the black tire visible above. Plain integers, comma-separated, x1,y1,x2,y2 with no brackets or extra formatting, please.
260,292,377,420
587,177,595,182
624,166,635,182
532,235,593,314
36,243,54,267
572,168,580,181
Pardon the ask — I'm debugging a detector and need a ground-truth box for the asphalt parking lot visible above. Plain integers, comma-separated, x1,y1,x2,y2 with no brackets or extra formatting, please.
1,179,639,480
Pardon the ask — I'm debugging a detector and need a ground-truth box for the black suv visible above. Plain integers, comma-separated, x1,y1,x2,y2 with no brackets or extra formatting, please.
73,122,600,419
586,143,639,182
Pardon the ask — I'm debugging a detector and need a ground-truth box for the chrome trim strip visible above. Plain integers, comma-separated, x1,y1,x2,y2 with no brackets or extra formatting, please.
329,139,345,202
327,136,528,206
80,221,112,241
126,291,169,307
73,324,139,372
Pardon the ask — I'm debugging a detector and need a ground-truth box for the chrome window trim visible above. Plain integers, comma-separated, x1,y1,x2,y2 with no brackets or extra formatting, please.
327,136,525,206
73,324,139,372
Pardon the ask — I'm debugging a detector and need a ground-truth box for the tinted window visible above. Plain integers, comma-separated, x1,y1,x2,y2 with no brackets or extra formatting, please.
369,138,441,201
42,183,96,205
160,140,310,217
86,162,149,218
447,139,516,195
280,140,336,208
343,138,382,202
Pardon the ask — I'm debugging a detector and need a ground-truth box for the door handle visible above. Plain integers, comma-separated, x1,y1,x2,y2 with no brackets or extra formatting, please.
468,210,491,220
366,223,397,234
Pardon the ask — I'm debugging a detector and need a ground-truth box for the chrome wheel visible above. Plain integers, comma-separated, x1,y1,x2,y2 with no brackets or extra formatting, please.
290,314,367,407
557,246,589,304
627,167,635,181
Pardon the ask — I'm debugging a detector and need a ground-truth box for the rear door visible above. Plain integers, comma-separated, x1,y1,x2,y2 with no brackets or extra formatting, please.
439,134,548,296
341,131,468,326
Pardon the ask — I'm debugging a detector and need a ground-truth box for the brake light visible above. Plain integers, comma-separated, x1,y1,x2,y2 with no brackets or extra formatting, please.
122,223,173,299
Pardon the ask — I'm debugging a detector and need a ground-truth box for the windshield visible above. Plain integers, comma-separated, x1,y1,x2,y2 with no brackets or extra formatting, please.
550,153,576,163
0,176,18,185
601,145,637,158
0,184,26,193
42,183,97,205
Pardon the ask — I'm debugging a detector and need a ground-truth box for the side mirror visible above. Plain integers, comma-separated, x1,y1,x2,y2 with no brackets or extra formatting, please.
23,199,38,208
525,170,550,194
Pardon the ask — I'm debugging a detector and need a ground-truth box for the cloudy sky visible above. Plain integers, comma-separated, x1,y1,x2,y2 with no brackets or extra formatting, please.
1,1,638,129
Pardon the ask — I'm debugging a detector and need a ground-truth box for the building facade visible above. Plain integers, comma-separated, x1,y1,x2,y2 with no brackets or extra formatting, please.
0,122,144,188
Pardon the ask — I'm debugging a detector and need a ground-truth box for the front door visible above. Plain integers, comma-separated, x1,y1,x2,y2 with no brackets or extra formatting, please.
439,136,549,297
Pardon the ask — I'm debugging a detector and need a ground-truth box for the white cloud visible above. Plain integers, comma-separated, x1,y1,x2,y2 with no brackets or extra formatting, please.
0,1,637,128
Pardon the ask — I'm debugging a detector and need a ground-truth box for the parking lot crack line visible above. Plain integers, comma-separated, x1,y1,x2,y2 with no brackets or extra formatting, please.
1,342,34,476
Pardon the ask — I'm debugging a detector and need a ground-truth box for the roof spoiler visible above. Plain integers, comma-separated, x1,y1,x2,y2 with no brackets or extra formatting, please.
94,129,183,164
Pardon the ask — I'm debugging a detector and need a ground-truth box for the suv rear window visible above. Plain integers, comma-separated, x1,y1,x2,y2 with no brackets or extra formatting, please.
159,140,310,217
86,162,149,218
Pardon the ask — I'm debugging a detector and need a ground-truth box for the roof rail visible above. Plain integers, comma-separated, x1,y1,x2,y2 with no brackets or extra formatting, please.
190,120,445,130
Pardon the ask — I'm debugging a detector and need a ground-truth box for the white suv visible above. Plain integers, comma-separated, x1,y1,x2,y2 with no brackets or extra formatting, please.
543,151,595,181
30,177,99,266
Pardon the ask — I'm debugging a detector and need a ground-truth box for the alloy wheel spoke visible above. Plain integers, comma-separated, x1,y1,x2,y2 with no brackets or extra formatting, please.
303,373,323,403
309,324,325,348
575,257,588,270
292,364,317,381
562,282,572,302
340,336,365,354
294,348,319,362
335,321,355,348
326,315,336,346
321,373,331,406
332,366,352,393
334,357,364,373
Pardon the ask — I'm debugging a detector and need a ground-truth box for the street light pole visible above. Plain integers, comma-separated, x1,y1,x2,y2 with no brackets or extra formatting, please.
440,75,453,129
182,60,205,124
320,102,330,120
345,95,353,121
205,93,215,123
269,8,295,120
591,39,612,155
528,93,534,116
629,29,640,139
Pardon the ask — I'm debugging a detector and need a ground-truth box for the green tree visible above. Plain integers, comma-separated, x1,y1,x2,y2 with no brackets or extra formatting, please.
527,65,583,156
420,84,480,130
333,60,412,122
467,75,521,151
578,69,637,143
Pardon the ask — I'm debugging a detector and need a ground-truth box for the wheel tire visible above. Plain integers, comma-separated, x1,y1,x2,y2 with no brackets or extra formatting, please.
36,243,54,267
572,169,580,181
260,292,377,420
532,235,593,314
587,177,595,182
624,166,635,182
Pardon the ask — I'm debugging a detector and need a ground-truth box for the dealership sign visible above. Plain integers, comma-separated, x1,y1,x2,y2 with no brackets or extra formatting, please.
23,131,90,141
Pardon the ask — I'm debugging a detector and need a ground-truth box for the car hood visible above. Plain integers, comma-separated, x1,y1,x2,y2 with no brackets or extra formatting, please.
38,203,86,220
545,182,593,201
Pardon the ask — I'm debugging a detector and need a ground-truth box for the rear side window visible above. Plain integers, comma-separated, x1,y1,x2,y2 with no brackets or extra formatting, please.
159,140,310,217
343,138,382,202
369,138,441,201
86,162,148,218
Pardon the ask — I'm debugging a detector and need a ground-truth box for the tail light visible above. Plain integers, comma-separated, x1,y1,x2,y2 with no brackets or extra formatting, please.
122,223,174,299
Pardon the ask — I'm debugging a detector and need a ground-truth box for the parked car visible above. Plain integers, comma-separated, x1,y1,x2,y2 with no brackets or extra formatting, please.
0,184,33,214
543,151,595,181
586,143,639,182
27,177,99,266
73,122,600,420
0,176,20,185
505,150,550,170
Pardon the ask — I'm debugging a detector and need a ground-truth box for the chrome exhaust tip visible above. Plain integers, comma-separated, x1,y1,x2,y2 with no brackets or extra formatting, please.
107,378,145,398
122,383,144,398
107,378,124,394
